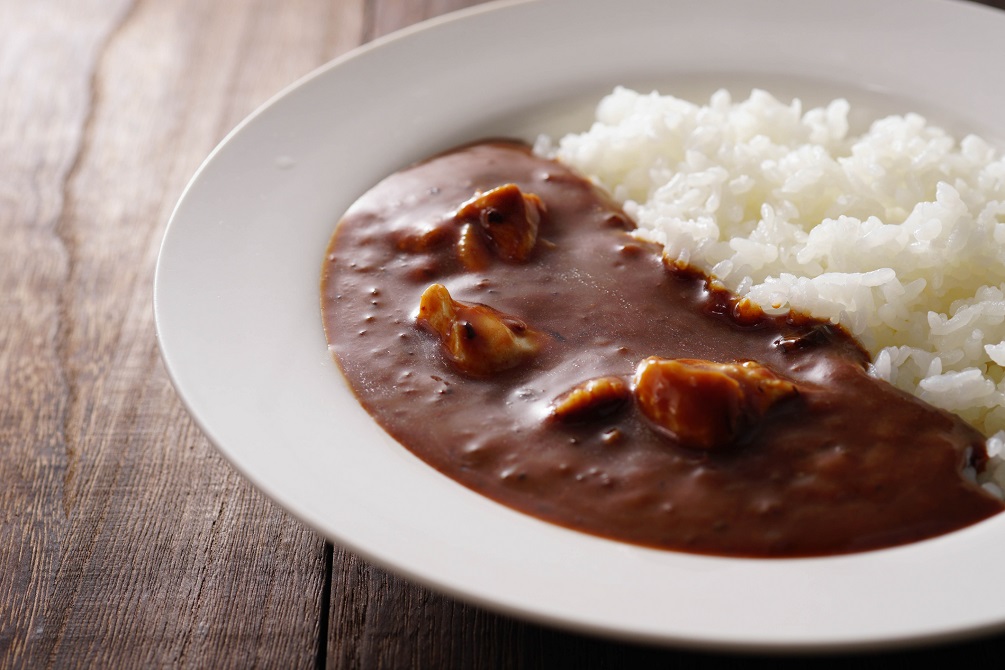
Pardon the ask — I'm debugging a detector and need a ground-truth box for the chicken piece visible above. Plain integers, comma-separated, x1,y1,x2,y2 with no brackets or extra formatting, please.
549,376,631,423
456,223,491,271
455,183,544,262
633,357,798,450
395,222,453,253
415,283,541,377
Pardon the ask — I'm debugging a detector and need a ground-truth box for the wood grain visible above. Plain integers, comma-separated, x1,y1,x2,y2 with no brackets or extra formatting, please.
0,0,367,666
3,0,1005,668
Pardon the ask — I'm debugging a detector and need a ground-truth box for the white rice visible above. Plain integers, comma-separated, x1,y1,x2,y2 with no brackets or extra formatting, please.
538,87,1005,487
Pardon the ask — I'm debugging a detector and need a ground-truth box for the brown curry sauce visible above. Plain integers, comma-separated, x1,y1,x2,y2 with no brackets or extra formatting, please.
320,140,1003,557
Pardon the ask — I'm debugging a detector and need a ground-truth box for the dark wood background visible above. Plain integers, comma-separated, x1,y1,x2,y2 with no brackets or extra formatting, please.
5,0,1005,667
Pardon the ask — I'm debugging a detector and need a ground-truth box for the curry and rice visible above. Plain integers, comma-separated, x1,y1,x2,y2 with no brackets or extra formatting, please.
320,89,1005,557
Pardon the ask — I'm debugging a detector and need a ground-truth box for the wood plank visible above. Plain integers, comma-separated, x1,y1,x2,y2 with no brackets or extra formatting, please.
1,3,137,663
0,0,366,666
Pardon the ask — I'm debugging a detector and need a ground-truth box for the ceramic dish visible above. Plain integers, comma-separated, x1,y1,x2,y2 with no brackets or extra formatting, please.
155,0,1005,651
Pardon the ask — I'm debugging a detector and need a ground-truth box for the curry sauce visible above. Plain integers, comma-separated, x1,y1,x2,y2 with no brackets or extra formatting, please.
321,141,1002,557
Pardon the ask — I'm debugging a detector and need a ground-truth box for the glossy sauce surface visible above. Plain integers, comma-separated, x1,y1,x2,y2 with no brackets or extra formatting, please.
321,141,1003,557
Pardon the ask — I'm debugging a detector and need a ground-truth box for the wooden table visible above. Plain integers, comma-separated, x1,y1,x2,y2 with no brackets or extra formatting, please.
5,0,1005,666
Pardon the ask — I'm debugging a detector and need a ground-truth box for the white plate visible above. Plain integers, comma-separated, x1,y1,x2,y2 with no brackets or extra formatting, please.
155,0,1005,652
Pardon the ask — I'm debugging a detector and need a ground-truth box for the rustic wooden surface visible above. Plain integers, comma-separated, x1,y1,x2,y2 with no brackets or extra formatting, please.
4,0,1005,667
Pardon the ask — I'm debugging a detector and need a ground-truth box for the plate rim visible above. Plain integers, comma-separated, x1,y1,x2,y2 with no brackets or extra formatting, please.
154,0,1005,653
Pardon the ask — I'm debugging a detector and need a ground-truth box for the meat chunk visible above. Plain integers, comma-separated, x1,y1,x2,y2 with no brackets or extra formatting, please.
456,222,492,271
549,376,631,423
633,357,798,450
415,283,541,377
455,183,544,262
